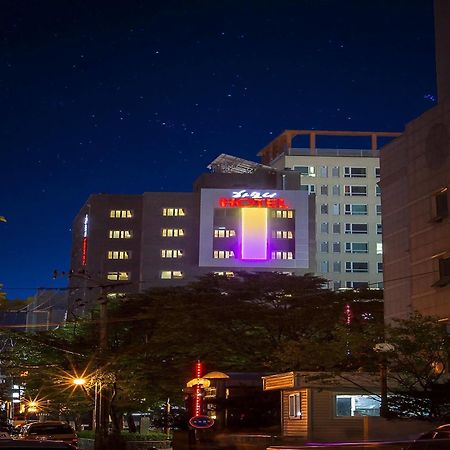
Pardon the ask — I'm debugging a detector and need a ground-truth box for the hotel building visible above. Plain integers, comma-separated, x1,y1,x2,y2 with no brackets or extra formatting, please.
69,159,314,310
258,130,400,291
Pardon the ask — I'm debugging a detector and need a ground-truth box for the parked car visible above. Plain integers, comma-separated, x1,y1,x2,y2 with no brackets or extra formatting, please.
408,424,450,449
0,440,76,449
17,422,77,447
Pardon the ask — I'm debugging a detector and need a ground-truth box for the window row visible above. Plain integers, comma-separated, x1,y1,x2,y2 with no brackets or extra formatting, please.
162,208,185,216
110,210,133,218
320,204,381,215
319,261,383,273
319,242,383,254
301,184,381,197
214,229,236,238
162,228,185,237
293,166,380,179
320,223,382,235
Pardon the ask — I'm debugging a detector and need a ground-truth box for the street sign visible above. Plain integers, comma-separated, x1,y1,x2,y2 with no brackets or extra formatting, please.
189,415,214,429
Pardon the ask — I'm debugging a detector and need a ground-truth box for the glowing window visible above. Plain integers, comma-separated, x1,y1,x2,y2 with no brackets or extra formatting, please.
272,210,294,219
109,230,133,239
271,251,294,260
110,210,133,218
272,230,293,239
162,228,185,237
376,243,383,254
107,271,130,281
161,249,183,258
160,270,184,279
107,251,131,260
288,393,302,419
213,272,235,277
214,229,236,238
335,395,380,417
213,250,235,259
162,208,186,216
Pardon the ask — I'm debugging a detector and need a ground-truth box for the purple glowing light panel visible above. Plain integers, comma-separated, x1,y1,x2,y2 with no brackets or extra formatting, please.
240,207,268,260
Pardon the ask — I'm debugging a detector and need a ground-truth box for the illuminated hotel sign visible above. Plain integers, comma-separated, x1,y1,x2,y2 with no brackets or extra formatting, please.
81,214,89,266
219,198,288,208
231,190,277,199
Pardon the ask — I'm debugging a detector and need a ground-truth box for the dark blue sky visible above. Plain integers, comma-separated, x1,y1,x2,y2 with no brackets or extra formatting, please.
0,0,436,299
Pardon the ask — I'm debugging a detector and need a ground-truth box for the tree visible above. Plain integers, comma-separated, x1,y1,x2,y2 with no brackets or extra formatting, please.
384,313,450,421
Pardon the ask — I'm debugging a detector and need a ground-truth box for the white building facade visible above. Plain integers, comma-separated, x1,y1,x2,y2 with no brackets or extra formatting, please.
258,130,401,290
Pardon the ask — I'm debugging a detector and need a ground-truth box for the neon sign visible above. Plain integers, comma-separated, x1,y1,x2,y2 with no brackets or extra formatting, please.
219,197,288,208
81,214,88,266
232,190,277,199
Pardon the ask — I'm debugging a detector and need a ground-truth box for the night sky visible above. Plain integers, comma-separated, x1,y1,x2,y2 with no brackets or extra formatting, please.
0,0,436,299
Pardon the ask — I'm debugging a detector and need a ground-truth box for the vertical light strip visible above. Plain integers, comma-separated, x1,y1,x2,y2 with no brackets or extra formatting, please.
241,208,268,260
81,214,89,266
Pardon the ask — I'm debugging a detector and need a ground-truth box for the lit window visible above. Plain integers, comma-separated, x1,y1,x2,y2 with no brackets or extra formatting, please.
288,393,302,419
161,249,184,258
109,230,133,239
213,250,235,259
345,223,368,234
213,272,235,277
344,185,367,196
214,229,236,238
271,251,294,260
160,270,184,279
345,262,369,273
376,243,383,254
345,204,368,215
110,210,133,218
107,271,130,281
272,210,294,219
162,228,185,237
432,188,448,221
107,251,131,260
345,242,368,253
335,395,380,417
162,208,186,216
106,292,126,299
344,167,367,178
272,230,294,239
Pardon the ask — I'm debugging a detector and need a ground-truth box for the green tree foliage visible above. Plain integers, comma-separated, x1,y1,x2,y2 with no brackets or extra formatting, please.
2,273,385,427
384,313,450,420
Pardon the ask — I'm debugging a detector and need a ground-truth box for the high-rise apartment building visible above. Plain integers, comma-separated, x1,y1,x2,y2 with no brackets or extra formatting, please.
258,130,400,291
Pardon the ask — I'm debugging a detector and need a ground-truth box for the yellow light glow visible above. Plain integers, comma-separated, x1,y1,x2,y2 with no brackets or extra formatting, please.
73,378,87,385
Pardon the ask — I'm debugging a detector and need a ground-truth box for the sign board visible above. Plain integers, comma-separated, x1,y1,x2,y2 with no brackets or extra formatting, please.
189,415,214,429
